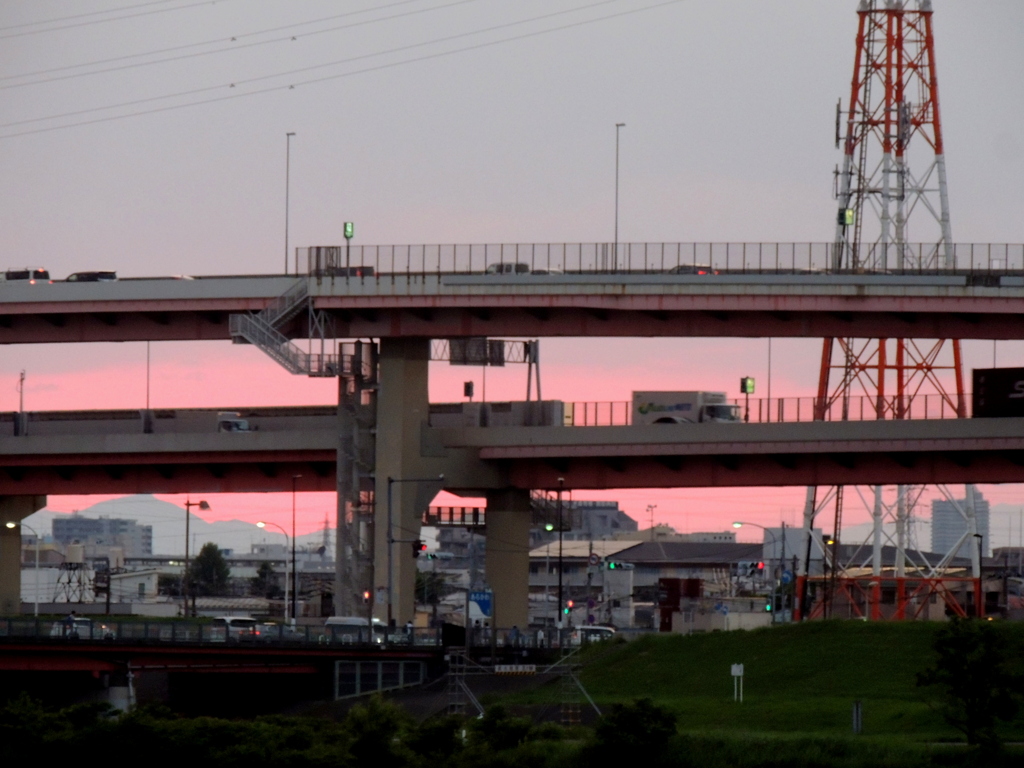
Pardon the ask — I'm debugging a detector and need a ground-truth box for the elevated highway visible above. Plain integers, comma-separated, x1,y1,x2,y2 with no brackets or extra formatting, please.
2,259,1024,344
1,406,1023,495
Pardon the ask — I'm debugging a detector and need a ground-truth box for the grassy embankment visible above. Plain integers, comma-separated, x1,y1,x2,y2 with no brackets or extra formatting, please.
500,620,1024,742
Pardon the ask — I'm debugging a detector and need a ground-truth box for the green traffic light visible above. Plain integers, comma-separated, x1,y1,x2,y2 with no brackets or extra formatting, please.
545,523,555,532
608,562,616,569
765,603,772,612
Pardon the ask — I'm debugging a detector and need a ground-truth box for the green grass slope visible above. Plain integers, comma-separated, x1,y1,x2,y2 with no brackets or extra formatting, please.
564,621,1024,740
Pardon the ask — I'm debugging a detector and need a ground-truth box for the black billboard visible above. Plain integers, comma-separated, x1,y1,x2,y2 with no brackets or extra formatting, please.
972,367,1024,417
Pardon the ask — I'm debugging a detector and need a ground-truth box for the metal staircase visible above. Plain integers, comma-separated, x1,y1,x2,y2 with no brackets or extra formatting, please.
228,279,339,377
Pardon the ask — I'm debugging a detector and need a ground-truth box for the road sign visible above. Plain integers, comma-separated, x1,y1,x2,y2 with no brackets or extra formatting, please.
470,589,493,618
780,570,794,585
588,553,600,566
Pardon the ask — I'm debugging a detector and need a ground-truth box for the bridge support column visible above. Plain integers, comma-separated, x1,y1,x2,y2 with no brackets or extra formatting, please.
485,488,532,630
0,495,47,614
374,338,433,627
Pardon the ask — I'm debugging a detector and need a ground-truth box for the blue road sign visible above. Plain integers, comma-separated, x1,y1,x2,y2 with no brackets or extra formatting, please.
470,590,493,618
780,570,794,585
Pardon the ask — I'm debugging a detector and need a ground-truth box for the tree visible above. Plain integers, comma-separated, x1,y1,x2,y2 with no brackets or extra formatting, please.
916,617,1023,751
587,698,677,765
250,561,281,598
415,569,450,606
189,542,230,596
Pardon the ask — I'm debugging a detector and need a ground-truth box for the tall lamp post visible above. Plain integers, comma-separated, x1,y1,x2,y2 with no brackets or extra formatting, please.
285,131,296,274
386,474,444,632
183,498,210,618
256,521,290,623
290,475,301,625
733,521,779,620
556,477,565,631
613,122,626,270
5,521,40,617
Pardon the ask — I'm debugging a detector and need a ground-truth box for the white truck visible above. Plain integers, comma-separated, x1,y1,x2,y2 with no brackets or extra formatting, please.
632,391,741,425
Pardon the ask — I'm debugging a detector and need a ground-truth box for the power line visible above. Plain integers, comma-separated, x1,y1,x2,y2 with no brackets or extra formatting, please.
0,0,439,86
2,0,683,137
0,0,181,32
0,0,238,41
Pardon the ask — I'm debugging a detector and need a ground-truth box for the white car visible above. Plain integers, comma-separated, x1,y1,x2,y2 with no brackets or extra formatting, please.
210,616,259,642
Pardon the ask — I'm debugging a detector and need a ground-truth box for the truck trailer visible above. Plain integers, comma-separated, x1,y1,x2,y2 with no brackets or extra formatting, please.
632,391,741,425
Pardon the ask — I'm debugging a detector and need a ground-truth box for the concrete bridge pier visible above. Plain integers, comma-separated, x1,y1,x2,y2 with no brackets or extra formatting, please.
374,338,436,626
485,488,532,630
0,495,47,614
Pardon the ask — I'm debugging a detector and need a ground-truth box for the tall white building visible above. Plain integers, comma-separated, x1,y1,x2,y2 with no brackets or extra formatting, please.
931,492,990,559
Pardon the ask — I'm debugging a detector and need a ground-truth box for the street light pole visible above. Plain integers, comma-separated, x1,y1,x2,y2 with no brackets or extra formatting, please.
285,131,295,274
6,521,39,616
614,122,626,271
556,477,565,630
183,499,210,618
733,521,779,620
291,474,301,625
257,521,289,624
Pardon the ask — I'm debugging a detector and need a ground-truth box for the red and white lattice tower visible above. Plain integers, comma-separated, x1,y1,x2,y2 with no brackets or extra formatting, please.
796,0,983,621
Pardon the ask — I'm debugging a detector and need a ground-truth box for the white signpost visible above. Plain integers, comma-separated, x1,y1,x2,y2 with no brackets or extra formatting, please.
731,663,745,702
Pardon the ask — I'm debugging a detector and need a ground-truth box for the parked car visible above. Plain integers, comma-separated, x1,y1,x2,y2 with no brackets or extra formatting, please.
210,616,259,642
257,622,306,642
3,267,51,284
66,271,117,282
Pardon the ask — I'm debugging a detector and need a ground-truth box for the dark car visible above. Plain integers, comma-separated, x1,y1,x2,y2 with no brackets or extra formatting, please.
66,271,118,282
666,264,719,275
4,267,51,283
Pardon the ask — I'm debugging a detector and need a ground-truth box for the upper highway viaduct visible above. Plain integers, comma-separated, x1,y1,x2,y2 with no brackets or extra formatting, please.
2,268,1024,344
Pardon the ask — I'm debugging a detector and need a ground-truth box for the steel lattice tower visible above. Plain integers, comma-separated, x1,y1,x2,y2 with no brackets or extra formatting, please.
797,0,983,621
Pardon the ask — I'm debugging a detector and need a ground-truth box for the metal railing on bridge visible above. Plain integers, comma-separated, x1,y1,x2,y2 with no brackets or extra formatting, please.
563,393,968,426
303,242,1024,278
0,617,442,647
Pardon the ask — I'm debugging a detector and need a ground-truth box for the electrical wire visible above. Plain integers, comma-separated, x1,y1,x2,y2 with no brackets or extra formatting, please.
0,0,453,87
2,0,624,126
0,0,238,41
0,0,686,139
0,0,182,32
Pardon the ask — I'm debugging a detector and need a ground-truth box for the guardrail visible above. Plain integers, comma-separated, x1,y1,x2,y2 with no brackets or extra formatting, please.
0,618,441,647
303,242,1024,278
564,393,968,426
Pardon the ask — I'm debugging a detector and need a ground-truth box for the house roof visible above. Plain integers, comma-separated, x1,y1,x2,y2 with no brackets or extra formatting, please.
615,541,766,564
529,541,636,559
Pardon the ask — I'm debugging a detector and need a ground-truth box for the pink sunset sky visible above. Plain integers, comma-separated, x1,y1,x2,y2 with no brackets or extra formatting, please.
8,334,1024,546
3,3,1024,545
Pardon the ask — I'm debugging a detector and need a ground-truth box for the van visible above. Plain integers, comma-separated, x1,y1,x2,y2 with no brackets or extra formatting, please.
217,411,253,432
211,616,259,642
324,615,385,644
3,268,51,284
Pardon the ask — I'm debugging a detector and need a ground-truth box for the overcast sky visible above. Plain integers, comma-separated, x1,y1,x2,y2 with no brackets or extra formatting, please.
3,1,1024,542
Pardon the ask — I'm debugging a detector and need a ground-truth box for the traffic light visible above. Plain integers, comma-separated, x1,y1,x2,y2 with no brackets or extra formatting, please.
344,221,354,240
564,599,574,615
740,377,755,395
764,601,773,612
837,208,854,226
362,590,371,605
606,561,635,570
412,540,426,558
